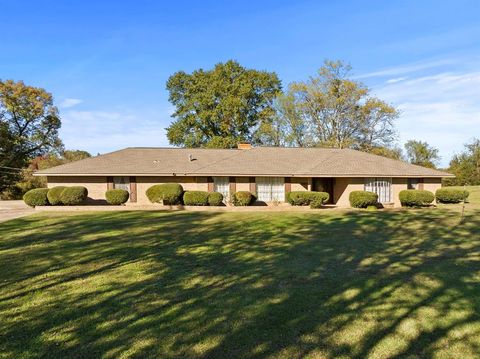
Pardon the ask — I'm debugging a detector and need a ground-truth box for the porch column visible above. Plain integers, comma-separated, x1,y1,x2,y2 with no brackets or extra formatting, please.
307,177,312,191
229,177,236,194
285,177,291,194
207,177,214,192
107,176,113,190
418,178,424,190
129,176,137,202
249,177,256,194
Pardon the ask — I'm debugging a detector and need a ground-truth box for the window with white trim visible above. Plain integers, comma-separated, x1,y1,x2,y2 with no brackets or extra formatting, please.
256,177,285,202
113,176,130,192
213,177,229,201
365,177,392,203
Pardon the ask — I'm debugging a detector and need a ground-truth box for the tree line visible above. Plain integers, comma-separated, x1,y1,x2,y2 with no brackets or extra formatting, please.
1,60,479,198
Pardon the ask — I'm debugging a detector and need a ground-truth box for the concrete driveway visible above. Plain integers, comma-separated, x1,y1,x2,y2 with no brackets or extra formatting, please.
0,200,35,223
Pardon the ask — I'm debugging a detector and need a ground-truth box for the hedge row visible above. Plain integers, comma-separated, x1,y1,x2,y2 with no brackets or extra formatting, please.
232,191,253,206
146,183,184,205
105,189,129,205
145,184,225,206
399,190,435,207
435,188,469,203
23,186,88,207
23,188,50,207
183,191,210,206
46,186,66,205
286,191,329,207
349,191,378,208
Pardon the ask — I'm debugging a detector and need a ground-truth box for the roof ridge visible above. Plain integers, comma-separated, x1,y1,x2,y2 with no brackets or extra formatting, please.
343,148,451,176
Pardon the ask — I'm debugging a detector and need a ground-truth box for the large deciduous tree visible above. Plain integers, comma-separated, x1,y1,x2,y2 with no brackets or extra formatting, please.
259,60,399,150
445,138,480,185
0,80,62,192
166,60,282,148
404,140,440,168
1,150,92,199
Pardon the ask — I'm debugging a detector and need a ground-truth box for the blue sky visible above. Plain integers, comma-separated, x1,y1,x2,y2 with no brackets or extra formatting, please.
2,0,479,166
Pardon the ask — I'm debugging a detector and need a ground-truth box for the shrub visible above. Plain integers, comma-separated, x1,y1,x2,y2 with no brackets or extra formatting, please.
310,198,325,209
146,183,184,205
47,186,66,205
232,191,253,206
349,191,378,208
366,205,378,211
435,188,470,204
183,191,209,206
208,192,224,206
23,188,49,207
399,190,434,207
60,186,88,205
287,191,329,206
105,189,129,205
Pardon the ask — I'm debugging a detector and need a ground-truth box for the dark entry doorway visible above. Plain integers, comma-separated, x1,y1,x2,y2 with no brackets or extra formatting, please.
312,178,334,204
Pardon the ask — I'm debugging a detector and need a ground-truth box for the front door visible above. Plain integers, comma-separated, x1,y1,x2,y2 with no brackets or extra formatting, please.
312,178,334,204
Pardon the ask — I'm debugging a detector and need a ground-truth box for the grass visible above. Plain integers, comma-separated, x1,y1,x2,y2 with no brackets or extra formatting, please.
0,190,479,358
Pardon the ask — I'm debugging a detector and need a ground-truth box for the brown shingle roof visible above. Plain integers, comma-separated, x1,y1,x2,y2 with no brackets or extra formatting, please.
34,147,453,178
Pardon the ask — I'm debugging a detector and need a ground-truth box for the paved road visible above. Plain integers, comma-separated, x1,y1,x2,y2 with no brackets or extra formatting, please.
0,200,35,223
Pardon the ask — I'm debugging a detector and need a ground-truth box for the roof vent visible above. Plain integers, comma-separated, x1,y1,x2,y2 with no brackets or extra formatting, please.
188,154,194,161
237,143,252,150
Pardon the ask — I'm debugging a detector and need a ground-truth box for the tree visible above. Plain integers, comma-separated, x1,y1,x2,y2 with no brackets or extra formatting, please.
166,60,282,148
0,80,62,192
1,150,91,199
445,138,480,186
254,93,311,147
368,146,404,160
404,140,440,168
270,60,399,149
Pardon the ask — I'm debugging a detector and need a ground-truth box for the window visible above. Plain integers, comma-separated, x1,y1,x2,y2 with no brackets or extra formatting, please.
113,176,130,192
213,177,229,201
365,177,392,203
256,177,285,202
408,178,419,190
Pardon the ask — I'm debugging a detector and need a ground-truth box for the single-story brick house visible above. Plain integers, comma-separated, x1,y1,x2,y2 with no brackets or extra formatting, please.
35,144,453,207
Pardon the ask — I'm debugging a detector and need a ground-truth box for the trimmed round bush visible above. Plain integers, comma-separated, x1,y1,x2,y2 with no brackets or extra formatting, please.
208,192,224,206
183,191,209,206
435,188,469,204
349,191,378,208
232,191,253,206
399,190,434,207
146,183,184,205
23,188,49,207
287,191,329,206
105,189,129,205
60,186,88,205
366,205,378,211
47,186,67,205
310,198,325,209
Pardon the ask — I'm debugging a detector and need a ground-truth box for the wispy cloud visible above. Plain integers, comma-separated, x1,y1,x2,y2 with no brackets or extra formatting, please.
372,69,480,167
59,98,83,108
385,77,407,84
59,108,172,154
356,58,457,79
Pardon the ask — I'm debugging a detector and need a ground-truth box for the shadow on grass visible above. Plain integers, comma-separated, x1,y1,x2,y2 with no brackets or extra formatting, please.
0,209,479,358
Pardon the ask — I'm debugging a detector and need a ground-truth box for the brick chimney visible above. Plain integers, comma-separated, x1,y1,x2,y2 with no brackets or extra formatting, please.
237,143,253,150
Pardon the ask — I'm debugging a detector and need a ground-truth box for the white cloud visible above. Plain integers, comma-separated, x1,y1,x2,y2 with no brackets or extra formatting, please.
385,77,407,84
372,70,480,167
356,58,456,79
59,109,171,154
59,98,83,108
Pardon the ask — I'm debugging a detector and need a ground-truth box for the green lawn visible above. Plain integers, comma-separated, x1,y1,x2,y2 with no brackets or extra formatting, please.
0,192,479,358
